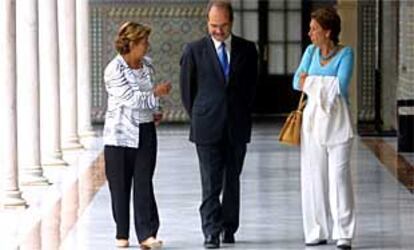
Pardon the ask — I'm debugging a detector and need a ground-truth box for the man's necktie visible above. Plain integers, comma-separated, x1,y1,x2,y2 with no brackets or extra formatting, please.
218,42,229,78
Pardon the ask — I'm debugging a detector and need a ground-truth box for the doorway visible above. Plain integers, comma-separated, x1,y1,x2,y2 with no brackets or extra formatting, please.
232,0,305,115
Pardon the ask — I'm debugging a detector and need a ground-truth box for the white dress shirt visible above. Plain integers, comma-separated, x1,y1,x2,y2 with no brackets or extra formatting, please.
211,35,231,64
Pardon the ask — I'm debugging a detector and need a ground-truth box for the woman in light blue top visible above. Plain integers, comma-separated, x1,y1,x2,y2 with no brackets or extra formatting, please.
293,44,354,103
103,21,171,249
292,7,355,250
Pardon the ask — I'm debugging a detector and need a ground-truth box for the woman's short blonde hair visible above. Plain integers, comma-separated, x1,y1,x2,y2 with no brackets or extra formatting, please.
114,21,151,55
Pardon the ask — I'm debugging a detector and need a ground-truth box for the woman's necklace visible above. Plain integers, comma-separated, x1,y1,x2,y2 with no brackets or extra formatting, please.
123,55,143,69
320,46,338,61
130,60,143,69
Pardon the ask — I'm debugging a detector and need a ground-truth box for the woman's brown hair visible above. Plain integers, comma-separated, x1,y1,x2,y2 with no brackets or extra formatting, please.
114,21,151,55
311,7,341,45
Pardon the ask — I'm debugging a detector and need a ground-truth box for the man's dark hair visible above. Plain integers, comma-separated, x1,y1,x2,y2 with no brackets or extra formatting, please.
206,0,234,22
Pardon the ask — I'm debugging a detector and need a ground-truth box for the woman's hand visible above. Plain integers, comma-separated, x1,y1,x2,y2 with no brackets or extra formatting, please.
154,80,172,97
153,112,163,126
299,72,308,90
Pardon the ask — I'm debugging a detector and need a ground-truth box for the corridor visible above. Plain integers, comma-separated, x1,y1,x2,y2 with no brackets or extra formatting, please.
30,123,413,250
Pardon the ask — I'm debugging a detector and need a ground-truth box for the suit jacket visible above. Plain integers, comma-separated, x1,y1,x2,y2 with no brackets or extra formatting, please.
179,35,258,145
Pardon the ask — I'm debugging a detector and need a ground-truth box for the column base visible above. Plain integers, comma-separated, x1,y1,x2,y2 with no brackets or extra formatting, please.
79,128,97,138
62,137,83,150
1,190,28,208
20,170,50,186
42,156,68,167
79,130,99,149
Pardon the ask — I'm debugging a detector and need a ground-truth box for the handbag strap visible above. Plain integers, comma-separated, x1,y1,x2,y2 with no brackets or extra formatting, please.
297,92,306,111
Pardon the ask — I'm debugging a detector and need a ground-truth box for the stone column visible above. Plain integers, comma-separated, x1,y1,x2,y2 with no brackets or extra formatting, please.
397,0,414,152
398,1,414,102
0,0,27,208
76,0,96,142
39,0,67,166
337,0,359,126
380,0,399,130
58,0,83,150
16,0,49,186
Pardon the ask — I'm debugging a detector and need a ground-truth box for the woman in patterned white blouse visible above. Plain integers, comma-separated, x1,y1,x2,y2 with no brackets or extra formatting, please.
103,21,171,249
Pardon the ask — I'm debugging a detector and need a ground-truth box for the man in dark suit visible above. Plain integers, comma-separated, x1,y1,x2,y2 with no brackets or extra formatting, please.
179,0,258,248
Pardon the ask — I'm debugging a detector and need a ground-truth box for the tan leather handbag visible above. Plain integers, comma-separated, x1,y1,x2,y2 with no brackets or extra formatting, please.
278,92,306,146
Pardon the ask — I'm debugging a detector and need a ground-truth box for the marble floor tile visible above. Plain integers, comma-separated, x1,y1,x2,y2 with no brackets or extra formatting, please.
59,123,414,250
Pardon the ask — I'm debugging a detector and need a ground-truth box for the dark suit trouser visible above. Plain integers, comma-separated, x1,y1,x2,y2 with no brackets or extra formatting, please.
196,137,247,237
104,122,159,242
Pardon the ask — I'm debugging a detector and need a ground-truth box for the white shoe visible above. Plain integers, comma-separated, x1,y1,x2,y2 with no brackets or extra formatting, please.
336,239,352,249
116,239,129,248
140,237,163,249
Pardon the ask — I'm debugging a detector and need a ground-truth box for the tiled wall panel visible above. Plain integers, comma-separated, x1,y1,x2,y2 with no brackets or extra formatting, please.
90,1,207,123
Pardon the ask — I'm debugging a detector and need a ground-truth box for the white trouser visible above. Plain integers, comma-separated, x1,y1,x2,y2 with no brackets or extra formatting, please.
301,131,355,243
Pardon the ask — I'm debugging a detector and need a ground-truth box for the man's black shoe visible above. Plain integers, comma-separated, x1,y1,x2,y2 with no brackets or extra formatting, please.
204,235,220,249
222,232,235,244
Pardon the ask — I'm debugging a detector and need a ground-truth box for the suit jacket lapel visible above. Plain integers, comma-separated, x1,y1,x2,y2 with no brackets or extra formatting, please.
229,36,242,80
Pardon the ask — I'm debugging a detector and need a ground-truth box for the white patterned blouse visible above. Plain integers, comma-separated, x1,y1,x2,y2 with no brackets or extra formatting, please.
103,54,159,148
